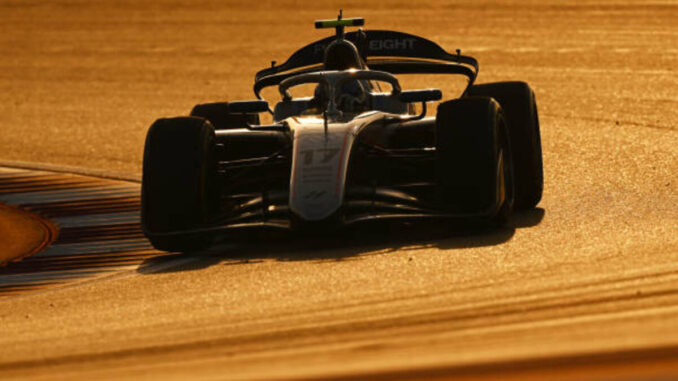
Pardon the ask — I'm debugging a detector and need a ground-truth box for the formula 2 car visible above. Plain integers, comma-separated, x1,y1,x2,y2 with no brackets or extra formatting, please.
141,12,544,252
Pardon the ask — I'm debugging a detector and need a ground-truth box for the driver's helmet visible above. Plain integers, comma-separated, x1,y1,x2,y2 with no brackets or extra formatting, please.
314,40,369,112
323,39,364,71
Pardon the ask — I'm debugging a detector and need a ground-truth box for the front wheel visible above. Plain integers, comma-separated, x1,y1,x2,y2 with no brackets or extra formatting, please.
141,117,218,252
467,81,543,210
436,97,514,226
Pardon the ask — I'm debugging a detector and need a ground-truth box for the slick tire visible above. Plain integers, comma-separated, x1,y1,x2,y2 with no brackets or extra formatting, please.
190,102,259,130
436,97,514,225
467,81,543,209
141,117,218,252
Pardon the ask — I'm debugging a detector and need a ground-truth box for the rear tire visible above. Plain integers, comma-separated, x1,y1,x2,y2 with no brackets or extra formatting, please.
141,117,218,252
190,102,259,130
436,97,514,226
467,81,543,209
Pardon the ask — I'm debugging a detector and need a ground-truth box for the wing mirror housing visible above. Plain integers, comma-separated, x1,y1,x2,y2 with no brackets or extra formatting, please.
228,100,269,114
398,89,442,103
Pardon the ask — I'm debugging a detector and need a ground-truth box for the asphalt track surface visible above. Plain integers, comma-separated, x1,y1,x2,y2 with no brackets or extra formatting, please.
1,1,677,380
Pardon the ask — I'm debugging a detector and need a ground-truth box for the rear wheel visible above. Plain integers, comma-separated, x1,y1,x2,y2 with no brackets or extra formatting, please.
436,97,514,225
141,117,218,252
190,102,259,130
467,81,543,209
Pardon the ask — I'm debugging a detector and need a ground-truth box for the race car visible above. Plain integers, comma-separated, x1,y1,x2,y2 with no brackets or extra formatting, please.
141,12,543,252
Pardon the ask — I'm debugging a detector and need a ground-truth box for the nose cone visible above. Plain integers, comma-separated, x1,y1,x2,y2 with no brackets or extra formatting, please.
288,121,358,222
286,108,381,230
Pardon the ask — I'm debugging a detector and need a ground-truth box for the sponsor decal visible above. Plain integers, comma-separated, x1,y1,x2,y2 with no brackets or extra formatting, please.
369,38,416,51
300,148,340,165
312,38,417,56
303,190,327,200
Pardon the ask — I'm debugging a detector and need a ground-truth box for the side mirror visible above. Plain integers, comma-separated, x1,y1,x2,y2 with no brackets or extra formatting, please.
228,100,269,114
398,89,442,103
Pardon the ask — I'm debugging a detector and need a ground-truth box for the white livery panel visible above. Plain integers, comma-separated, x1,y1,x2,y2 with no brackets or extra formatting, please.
287,113,381,221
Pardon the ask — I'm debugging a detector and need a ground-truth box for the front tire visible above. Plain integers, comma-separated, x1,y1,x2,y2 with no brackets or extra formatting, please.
436,97,514,226
467,81,543,209
141,117,218,252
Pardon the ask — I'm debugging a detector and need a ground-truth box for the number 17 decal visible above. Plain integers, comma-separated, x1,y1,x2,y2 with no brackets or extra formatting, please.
300,148,341,166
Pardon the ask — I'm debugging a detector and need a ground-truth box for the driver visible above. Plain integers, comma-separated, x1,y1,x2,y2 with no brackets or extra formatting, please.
313,39,370,113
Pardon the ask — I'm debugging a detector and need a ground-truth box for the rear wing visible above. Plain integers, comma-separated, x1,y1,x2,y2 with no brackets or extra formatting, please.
254,30,479,98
